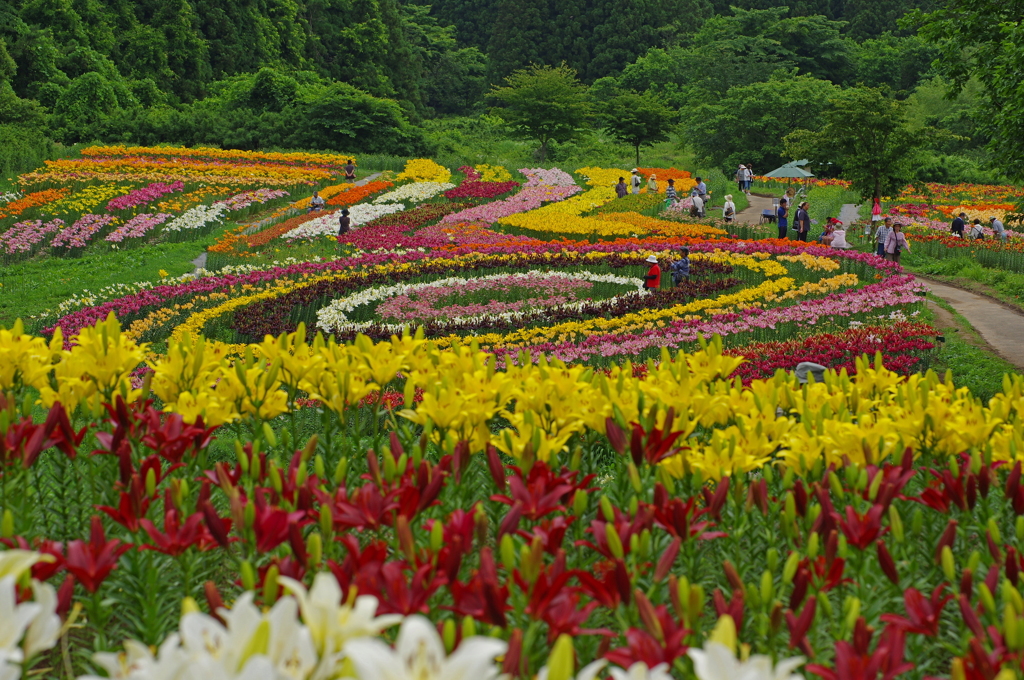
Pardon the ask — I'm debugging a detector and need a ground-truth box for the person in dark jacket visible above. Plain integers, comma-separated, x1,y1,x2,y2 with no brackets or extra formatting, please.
795,201,811,241
670,248,690,286
337,208,351,239
951,213,966,237
615,177,628,198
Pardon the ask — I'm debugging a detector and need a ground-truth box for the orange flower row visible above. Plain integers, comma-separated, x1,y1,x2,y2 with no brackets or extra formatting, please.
0,188,71,219
637,167,692,181
81,145,358,168
325,181,394,206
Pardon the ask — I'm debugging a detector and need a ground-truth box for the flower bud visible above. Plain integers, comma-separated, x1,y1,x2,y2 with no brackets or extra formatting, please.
639,529,652,559
829,471,844,499
967,550,981,574
628,496,639,517
263,565,280,604
570,446,582,472
244,500,256,530
268,462,283,495
784,493,797,525
600,495,615,522
334,456,348,485
807,532,820,559
1017,516,1024,543
867,470,883,501
855,468,868,492
783,552,800,585
782,468,795,490
767,548,779,573
843,597,861,634
443,619,457,653
988,518,1002,545
817,590,833,618
241,560,256,591
307,532,322,566
572,490,588,518
461,616,477,640
546,635,575,680
763,465,775,485
978,583,997,616
888,505,904,544
951,658,966,680
145,468,157,498
0,509,13,538
760,570,774,604
262,422,277,448
181,597,200,616
941,545,956,581
314,454,326,480
500,534,517,571
627,462,642,494
912,508,924,535
1004,607,1021,651
431,520,444,552
606,523,625,559
319,506,333,537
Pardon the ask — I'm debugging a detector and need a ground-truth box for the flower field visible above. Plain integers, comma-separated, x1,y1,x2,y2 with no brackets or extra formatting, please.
2,150,1024,680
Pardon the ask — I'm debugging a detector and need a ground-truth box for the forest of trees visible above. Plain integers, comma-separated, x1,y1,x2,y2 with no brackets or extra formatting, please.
0,0,1017,184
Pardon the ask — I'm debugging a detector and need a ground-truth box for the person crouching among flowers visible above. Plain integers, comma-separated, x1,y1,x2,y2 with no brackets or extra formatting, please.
670,248,690,286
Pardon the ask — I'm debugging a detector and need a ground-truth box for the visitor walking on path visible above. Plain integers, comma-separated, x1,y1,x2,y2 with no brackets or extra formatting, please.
723,194,736,222
776,198,789,239
735,165,746,193
647,174,658,193
884,223,910,263
871,198,883,224
991,216,1007,241
615,177,628,199
951,212,966,237
874,217,893,258
795,201,811,241
696,176,708,203
631,169,642,195
643,255,662,290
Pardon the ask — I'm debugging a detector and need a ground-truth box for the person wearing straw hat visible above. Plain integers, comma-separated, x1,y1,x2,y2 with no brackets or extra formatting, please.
630,169,642,194
647,173,659,193
643,255,662,290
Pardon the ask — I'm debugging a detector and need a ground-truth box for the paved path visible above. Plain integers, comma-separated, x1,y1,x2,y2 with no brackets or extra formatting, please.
838,204,860,226
734,193,777,225
916,276,1024,369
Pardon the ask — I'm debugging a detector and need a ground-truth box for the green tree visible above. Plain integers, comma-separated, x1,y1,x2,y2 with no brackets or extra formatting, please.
683,73,839,173
909,0,1024,184
784,86,929,200
489,63,591,161
601,90,676,164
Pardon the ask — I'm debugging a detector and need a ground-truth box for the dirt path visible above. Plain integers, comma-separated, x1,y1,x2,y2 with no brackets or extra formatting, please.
734,194,777,225
917,276,1024,369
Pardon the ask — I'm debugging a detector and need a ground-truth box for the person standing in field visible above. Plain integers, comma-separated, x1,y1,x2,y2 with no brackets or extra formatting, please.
344,159,357,181
337,208,351,238
643,255,662,290
616,177,628,198
696,176,708,203
951,212,966,237
665,179,678,203
795,201,811,241
631,169,642,194
691,190,705,218
776,198,789,239
735,165,746,192
723,194,736,222
884,223,910,263
647,173,659,193
874,217,893,258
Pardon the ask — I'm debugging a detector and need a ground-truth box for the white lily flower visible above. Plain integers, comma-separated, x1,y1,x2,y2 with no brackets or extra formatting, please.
0,576,41,669
341,614,506,680
81,637,187,680
687,615,804,680
608,662,675,680
23,580,61,659
279,573,401,657
0,551,44,581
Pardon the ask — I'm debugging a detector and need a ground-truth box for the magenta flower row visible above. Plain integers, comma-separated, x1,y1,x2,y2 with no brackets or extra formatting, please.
106,181,184,211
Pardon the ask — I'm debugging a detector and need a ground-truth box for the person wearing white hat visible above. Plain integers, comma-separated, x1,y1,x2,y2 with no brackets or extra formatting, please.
643,255,662,290
630,169,642,195
990,216,1007,241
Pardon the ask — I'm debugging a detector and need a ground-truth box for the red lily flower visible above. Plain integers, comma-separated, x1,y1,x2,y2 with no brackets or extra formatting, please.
839,504,886,550
316,483,400,531
517,516,572,555
863,449,915,510
251,490,307,553
578,559,631,609
712,588,745,634
491,461,594,521
577,505,654,560
0,537,65,581
136,408,216,464
880,585,951,637
651,484,725,541
605,600,689,668
807,620,914,680
139,505,213,556
786,597,817,656
448,548,509,626
327,535,391,592
65,516,131,593
626,408,686,467
357,561,445,616
2,403,86,468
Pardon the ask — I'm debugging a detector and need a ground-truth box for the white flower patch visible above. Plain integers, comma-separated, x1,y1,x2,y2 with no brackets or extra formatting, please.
317,270,647,334
282,203,406,241
162,204,227,232
372,182,455,204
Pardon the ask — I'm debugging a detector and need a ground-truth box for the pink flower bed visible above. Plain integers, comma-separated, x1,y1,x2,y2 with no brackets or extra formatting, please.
440,185,580,224
521,168,577,186
105,213,173,243
494,275,926,364
444,180,520,199
52,214,118,249
216,189,290,211
106,181,184,211
377,274,593,322
0,218,64,254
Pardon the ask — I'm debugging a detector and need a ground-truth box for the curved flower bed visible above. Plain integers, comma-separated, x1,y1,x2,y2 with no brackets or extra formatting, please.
106,181,184,211
51,213,118,249
0,218,64,255
104,213,173,243
372,181,456,204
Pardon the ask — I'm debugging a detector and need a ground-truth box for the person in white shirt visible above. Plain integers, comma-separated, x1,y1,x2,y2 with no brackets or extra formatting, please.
970,219,985,240
723,194,736,222
630,169,642,195
990,216,1007,241
690,191,705,217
